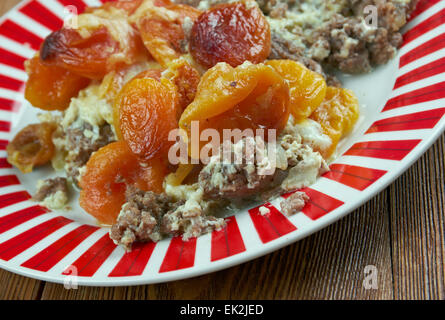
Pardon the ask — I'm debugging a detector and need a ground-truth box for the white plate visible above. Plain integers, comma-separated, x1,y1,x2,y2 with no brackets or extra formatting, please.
0,0,444,286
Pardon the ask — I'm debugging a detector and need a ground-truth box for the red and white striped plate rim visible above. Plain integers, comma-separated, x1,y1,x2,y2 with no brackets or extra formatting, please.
0,0,444,286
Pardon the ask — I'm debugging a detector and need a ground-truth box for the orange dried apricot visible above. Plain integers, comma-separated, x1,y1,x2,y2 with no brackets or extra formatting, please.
267,60,327,123
163,59,200,111
115,77,179,161
7,123,57,174
40,21,146,80
179,62,290,156
24,56,90,111
310,87,360,158
190,1,271,68
136,4,201,66
134,157,170,193
79,141,169,225
79,141,139,225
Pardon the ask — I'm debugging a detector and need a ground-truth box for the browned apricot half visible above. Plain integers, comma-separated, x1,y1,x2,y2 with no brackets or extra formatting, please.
7,123,57,174
24,56,90,111
115,77,179,161
40,22,146,80
190,1,271,68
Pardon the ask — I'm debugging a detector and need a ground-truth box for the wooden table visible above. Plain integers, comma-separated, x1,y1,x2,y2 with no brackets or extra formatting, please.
0,0,444,300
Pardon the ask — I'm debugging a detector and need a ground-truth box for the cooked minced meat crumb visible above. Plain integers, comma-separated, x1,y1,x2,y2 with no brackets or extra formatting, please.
265,0,418,75
110,186,225,250
199,137,289,200
280,191,309,216
110,188,181,250
62,123,115,185
32,177,69,210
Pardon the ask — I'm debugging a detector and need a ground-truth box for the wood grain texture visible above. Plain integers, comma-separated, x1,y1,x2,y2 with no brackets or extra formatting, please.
0,0,444,300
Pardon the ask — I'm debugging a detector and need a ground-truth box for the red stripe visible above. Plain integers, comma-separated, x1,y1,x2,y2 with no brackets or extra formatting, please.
0,121,11,132
323,164,387,191
384,82,445,111
344,140,421,160
0,97,20,112
0,74,24,92
159,237,197,273
0,175,20,188
109,242,156,277
409,0,441,21
57,0,87,13
211,216,246,261
19,1,64,31
394,57,445,89
0,47,27,70
21,224,98,272
0,19,43,51
249,203,296,244
400,33,445,67
367,108,445,133
403,9,445,46
0,216,71,261
289,188,344,221
0,158,12,168
62,234,116,277
0,191,31,209
0,140,8,150
0,205,49,235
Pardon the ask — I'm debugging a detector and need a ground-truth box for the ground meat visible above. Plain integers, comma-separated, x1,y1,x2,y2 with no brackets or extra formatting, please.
110,188,181,250
162,204,226,240
33,177,69,210
110,186,225,250
63,123,115,185
269,32,342,86
280,191,309,216
267,0,417,75
199,137,289,200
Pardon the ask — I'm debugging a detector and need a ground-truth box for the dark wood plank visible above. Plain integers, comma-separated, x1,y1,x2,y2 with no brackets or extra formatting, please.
389,134,445,299
0,269,44,300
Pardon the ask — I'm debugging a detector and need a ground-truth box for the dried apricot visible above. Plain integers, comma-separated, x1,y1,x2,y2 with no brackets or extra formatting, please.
112,67,164,140
136,4,201,66
40,15,147,80
115,77,179,161
7,123,56,174
179,62,289,156
267,60,327,123
190,1,270,68
162,59,200,111
79,141,139,225
135,157,170,193
310,87,360,158
79,141,168,225
24,56,90,111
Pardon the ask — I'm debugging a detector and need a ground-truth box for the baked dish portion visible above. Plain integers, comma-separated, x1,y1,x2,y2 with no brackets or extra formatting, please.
6,0,414,251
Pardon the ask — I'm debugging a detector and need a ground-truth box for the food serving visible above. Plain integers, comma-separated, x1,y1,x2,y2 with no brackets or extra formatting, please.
6,0,417,251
